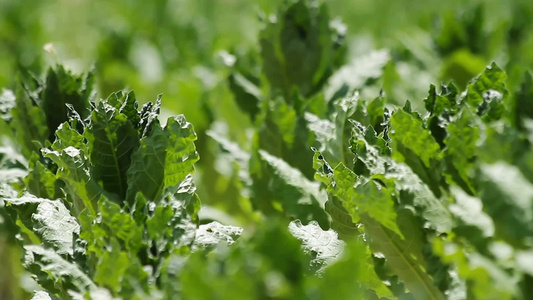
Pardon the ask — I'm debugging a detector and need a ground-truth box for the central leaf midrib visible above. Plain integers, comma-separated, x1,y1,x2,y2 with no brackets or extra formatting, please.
365,216,444,300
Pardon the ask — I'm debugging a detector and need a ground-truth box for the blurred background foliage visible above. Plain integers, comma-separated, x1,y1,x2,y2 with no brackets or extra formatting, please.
1,0,532,298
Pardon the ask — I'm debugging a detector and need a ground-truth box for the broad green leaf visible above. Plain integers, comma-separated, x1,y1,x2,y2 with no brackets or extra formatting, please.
111,91,141,127
7,196,79,256
366,96,386,134
98,199,143,253
10,84,48,157
228,72,262,121
304,239,393,300
53,122,86,152
350,125,452,233
424,83,459,147
206,129,250,165
331,164,402,237
461,63,507,121
320,95,362,168
23,245,95,296
288,219,343,270
361,214,446,300
424,83,459,117
126,124,166,204
93,239,130,295
312,150,358,240
23,155,61,199
324,196,359,240
163,116,199,191
259,0,344,98
172,174,201,224
254,98,315,178
41,65,93,141
390,110,441,168
126,115,198,204
0,132,27,169
390,109,443,196
145,197,198,259
193,221,243,250
42,146,104,216
206,129,251,187
86,100,140,198
251,150,329,228
304,112,335,154
440,50,487,90
478,162,533,247
449,187,494,251
443,108,480,194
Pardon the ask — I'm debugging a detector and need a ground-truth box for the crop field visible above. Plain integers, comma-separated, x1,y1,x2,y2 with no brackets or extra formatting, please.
1,0,533,299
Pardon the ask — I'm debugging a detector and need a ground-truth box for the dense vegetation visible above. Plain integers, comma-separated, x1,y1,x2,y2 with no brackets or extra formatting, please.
1,0,533,299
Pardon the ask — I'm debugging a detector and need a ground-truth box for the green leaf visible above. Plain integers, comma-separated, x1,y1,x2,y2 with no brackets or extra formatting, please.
461,63,507,121
53,121,86,152
23,154,61,199
42,146,104,216
444,108,480,194
350,124,452,233
288,219,343,271
228,73,262,121
424,83,459,117
85,100,140,199
305,239,392,300
304,112,335,154
10,84,48,157
449,186,494,250
126,115,198,204
312,150,358,240
193,221,243,250
23,245,95,296
115,91,141,127
331,164,402,237
260,0,344,98
361,214,446,300
390,109,443,197
366,96,386,134
41,65,93,141
206,129,251,180
424,83,459,147
98,199,143,253
251,150,329,228
93,239,130,295
254,98,315,178
7,196,79,256
318,95,364,168
478,162,533,247
390,110,441,168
